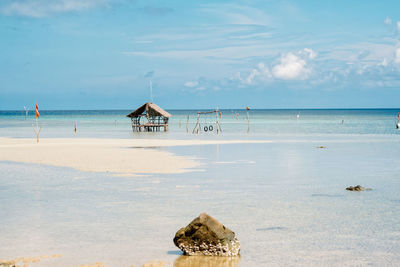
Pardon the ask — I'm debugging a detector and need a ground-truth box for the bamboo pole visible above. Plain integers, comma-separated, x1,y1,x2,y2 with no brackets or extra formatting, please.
216,110,219,134
193,113,200,134
246,110,250,133
186,115,189,133
32,118,41,143
24,106,29,116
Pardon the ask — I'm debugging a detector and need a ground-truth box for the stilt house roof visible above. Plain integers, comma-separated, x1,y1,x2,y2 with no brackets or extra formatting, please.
126,102,172,118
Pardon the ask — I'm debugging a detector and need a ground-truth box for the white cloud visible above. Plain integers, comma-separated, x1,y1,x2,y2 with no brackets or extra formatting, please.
246,69,260,84
124,44,279,61
239,49,316,84
397,21,400,32
395,48,400,64
303,48,317,59
182,78,224,93
384,16,392,25
200,3,272,26
242,62,272,85
184,81,199,87
272,52,312,80
1,0,107,17
257,62,271,77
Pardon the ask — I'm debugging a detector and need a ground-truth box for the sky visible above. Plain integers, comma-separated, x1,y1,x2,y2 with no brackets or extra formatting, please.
1,0,400,110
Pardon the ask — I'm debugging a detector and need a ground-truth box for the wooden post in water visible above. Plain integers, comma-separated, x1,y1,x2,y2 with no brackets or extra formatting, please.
246,110,250,133
24,106,29,116
32,119,41,143
215,109,222,134
193,113,201,134
216,110,219,134
218,112,222,133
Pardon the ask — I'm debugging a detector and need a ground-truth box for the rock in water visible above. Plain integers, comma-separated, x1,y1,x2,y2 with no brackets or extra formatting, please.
346,185,372,191
173,213,240,256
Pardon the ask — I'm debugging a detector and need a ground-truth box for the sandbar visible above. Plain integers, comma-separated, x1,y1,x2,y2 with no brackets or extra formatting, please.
0,137,271,176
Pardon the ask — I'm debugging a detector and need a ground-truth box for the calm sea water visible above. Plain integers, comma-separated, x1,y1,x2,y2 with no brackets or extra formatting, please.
1,109,400,138
1,109,400,266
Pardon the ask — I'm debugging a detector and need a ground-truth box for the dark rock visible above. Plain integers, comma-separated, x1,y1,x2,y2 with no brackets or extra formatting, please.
346,185,372,191
173,213,240,256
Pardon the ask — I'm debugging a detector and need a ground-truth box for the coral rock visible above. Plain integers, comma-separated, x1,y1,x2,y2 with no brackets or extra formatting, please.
173,213,240,256
346,185,372,191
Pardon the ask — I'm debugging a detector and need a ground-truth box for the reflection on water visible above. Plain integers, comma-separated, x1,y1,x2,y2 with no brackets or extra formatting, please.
256,226,288,231
174,255,240,267
311,193,344,198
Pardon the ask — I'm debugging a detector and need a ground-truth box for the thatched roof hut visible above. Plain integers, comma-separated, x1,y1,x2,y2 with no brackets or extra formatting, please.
127,102,172,118
127,102,171,132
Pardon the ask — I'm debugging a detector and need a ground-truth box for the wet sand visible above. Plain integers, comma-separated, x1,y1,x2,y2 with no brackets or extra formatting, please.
0,137,271,177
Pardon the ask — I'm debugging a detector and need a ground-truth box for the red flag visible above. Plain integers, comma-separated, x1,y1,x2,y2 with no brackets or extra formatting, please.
246,106,250,111
35,102,40,118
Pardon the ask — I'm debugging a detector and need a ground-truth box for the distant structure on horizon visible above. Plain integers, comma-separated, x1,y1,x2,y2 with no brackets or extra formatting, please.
127,102,171,132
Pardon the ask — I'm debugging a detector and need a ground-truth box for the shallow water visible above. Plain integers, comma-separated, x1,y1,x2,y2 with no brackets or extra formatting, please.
1,109,400,139
1,110,400,266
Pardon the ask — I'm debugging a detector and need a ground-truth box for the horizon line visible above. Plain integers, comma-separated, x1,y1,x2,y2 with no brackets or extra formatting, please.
1,107,400,112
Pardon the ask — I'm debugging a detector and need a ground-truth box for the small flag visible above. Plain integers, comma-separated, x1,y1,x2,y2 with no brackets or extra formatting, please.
35,102,40,118
246,106,250,111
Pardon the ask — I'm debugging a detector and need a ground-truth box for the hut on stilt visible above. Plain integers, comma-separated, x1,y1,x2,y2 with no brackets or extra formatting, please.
127,102,172,132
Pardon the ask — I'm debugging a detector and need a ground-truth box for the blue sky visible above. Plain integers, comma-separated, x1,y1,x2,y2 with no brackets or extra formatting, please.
1,0,400,109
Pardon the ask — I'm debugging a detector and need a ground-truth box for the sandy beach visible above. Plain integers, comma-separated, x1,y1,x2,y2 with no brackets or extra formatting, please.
0,137,271,177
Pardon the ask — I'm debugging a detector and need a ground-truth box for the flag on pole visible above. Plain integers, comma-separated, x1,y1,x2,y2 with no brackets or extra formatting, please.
35,102,40,118
246,106,250,111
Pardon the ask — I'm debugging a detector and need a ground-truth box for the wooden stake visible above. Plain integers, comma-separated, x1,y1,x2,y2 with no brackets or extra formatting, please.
246,110,250,133
186,115,189,133
32,120,41,143
216,110,219,134
193,113,201,134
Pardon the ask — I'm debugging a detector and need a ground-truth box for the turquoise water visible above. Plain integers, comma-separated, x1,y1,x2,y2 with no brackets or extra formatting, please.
1,109,400,138
1,109,400,266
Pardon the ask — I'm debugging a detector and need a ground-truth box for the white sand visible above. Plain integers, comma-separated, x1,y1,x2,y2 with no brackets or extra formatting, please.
0,137,271,176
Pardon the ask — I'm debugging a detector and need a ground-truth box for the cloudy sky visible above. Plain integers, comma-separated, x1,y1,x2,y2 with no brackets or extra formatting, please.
1,0,400,109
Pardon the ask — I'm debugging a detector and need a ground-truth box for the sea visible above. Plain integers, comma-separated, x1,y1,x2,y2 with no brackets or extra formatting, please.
1,109,400,266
